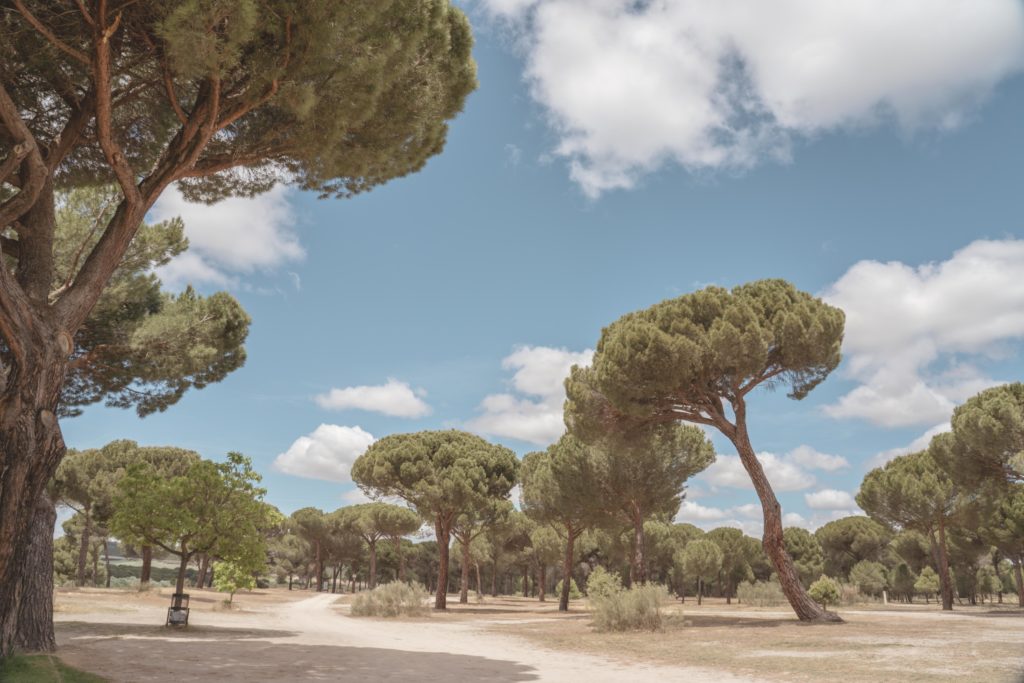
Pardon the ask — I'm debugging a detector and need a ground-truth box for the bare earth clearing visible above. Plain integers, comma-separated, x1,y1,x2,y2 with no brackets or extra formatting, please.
53,589,1024,682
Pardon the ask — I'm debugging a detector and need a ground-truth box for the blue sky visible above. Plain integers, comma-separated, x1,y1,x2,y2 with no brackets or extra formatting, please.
64,1,1024,535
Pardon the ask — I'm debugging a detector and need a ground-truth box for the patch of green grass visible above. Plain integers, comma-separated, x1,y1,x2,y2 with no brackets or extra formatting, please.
0,654,106,682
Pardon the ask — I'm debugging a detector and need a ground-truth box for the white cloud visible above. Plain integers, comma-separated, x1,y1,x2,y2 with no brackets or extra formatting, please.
273,424,375,483
869,422,951,468
824,239,1024,427
676,500,731,522
152,185,304,287
786,445,849,471
700,452,816,492
468,345,593,445
315,379,431,418
783,512,810,528
482,0,1024,196
804,489,857,510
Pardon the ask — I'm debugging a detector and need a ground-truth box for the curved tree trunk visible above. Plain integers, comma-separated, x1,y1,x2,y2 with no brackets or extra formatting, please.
434,519,451,610
15,493,57,652
559,531,576,612
140,546,153,585
729,414,841,622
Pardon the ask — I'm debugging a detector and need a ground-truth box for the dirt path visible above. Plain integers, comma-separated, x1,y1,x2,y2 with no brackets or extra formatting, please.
56,593,771,682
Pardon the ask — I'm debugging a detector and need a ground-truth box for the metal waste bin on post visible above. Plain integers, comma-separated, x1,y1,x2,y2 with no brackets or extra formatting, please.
166,593,190,626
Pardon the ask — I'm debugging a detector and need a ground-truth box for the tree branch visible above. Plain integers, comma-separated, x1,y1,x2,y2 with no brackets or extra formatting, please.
12,0,91,66
0,82,47,233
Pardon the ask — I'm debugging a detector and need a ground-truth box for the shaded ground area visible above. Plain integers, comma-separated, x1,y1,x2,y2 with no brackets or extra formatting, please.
487,597,1024,683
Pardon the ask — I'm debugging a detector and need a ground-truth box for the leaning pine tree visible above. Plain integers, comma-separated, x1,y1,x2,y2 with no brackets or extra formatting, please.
566,280,845,622
0,0,476,655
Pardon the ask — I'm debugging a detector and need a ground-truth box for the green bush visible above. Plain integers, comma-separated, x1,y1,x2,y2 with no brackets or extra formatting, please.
350,582,429,617
808,575,842,608
736,579,785,607
590,584,668,632
585,566,622,599
554,578,582,600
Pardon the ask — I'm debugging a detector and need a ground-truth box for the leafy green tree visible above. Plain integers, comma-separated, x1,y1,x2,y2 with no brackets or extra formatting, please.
857,450,961,610
336,503,421,589
931,383,1024,487
268,532,310,590
567,280,844,622
848,560,887,598
980,484,1024,606
783,527,824,588
891,530,932,575
214,561,257,605
291,508,332,592
351,430,518,610
0,0,476,654
587,422,714,585
814,516,892,580
452,500,513,604
890,563,917,603
528,526,563,602
52,449,120,588
915,566,941,603
681,539,723,606
808,575,841,609
707,527,754,604
520,435,608,610
111,453,272,596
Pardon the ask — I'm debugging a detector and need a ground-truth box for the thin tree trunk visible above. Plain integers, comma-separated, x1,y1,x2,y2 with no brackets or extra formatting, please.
331,566,338,594
475,561,483,598
698,577,703,606
1013,559,1024,608
91,543,99,586
104,537,111,588
288,574,293,590
76,506,92,587
729,417,840,622
632,511,647,585
434,519,451,610
491,562,498,597
174,551,191,596
196,554,209,588
368,541,377,589
459,537,470,604
934,523,954,611
314,540,323,592
15,493,57,652
140,546,153,585
538,564,546,602
522,564,529,598
559,531,576,612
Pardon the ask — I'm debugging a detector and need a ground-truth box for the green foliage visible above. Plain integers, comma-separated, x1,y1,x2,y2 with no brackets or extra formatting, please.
680,539,723,582
890,563,917,599
848,560,887,597
350,582,430,617
782,527,824,588
808,575,841,608
736,579,786,607
585,566,623,599
111,452,272,589
814,516,892,579
56,188,250,418
214,561,258,604
931,383,1024,487
707,527,755,597
891,531,932,574
529,526,563,568
858,450,959,537
915,567,940,596
590,584,669,632
555,578,582,601
520,435,607,535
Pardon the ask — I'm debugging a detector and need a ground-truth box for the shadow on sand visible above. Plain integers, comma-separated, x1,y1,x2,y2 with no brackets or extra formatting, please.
56,622,538,682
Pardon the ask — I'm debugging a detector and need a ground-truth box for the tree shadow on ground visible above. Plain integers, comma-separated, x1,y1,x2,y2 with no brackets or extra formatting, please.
56,622,538,682
682,615,795,629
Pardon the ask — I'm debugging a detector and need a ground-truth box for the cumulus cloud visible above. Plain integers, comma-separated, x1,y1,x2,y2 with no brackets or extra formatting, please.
315,379,431,418
804,489,858,510
273,424,375,483
786,445,849,471
824,239,1024,427
152,185,304,287
482,0,1024,196
468,345,593,445
700,452,816,492
870,423,951,468
783,512,810,528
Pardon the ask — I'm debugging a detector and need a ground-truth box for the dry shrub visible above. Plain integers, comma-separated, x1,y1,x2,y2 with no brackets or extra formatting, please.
590,584,669,632
350,582,429,617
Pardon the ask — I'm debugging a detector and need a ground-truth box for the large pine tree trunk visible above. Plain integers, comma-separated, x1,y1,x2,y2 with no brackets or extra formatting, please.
15,493,57,652
140,546,153,585
459,537,470,604
933,524,954,611
729,417,840,622
559,531,576,612
434,520,451,610
174,551,190,596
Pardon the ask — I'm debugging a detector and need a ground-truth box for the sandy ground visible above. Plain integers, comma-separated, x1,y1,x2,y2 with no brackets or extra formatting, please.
54,589,765,682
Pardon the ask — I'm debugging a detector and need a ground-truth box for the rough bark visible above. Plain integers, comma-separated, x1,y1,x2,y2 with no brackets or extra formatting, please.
174,551,190,596
728,411,841,622
15,493,56,652
434,519,451,610
140,546,153,585
559,532,576,612
196,554,209,588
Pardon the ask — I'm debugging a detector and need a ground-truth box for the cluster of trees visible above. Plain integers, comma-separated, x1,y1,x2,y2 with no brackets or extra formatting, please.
857,382,1024,611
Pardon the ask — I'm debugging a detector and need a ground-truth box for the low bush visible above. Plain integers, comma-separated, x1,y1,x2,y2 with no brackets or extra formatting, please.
350,581,429,617
840,582,864,606
554,578,582,600
808,575,842,608
736,579,786,607
590,584,669,632
585,566,622,599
